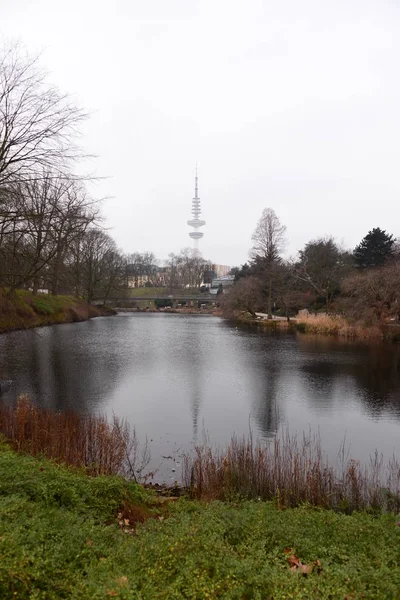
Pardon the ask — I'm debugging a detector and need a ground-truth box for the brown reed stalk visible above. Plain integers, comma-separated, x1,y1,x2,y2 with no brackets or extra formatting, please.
0,396,150,479
296,312,382,339
183,430,400,512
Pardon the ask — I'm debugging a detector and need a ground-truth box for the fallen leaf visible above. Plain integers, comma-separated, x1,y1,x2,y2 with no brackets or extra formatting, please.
300,564,314,575
288,554,301,568
283,547,293,554
124,518,130,526
106,591,118,597
315,559,322,573
85,539,93,547
116,576,128,587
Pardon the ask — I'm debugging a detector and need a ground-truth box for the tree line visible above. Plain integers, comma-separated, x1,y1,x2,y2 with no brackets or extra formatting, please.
0,45,213,304
0,44,118,302
224,208,399,324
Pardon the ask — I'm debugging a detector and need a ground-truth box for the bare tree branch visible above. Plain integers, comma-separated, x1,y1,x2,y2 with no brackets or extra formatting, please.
0,44,88,186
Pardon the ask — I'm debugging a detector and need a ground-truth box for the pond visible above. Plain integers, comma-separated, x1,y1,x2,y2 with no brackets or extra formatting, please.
1,313,399,482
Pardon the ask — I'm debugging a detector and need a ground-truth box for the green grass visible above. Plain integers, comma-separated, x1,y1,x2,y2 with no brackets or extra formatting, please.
127,287,199,298
1,443,400,598
17,290,75,316
29,295,69,316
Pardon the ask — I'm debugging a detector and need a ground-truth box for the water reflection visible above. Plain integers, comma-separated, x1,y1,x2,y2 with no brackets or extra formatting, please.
0,315,400,477
0,320,131,412
296,336,400,417
245,337,283,438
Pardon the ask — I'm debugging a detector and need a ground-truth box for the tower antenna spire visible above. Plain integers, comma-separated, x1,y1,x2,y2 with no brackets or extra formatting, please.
187,165,205,252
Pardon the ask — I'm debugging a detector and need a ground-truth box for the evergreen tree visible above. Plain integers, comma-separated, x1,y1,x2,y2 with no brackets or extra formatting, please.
354,228,395,268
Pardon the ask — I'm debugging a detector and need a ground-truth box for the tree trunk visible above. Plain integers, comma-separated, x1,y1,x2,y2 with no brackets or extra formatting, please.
268,276,273,319
51,246,63,295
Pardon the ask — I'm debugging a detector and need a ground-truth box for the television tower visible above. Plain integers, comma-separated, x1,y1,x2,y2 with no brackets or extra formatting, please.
187,166,205,251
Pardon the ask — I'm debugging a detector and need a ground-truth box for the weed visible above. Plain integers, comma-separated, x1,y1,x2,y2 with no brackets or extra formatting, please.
183,431,400,512
0,397,150,480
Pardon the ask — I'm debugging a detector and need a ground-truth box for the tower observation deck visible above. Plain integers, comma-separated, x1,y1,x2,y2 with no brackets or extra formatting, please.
187,168,205,251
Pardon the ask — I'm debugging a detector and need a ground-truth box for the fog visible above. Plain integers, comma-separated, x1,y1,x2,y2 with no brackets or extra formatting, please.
1,0,399,266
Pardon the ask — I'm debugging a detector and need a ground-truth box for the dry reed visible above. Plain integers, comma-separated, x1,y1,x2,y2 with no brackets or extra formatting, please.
183,431,400,512
0,396,150,480
296,312,382,339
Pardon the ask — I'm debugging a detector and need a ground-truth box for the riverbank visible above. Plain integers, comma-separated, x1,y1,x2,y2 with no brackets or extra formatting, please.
1,442,400,599
230,310,400,342
3,397,400,512
0,290,115,334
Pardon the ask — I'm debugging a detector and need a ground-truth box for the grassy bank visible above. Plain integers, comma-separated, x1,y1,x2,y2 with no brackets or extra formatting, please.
0,289,115,334
3,398,400,513
125,288,193,298
1,442,400,599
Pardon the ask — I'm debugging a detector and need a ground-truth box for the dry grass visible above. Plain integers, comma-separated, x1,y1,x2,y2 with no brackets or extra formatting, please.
183,431,400,512
295,312,382,339
3,397,400,512
0,396,149,480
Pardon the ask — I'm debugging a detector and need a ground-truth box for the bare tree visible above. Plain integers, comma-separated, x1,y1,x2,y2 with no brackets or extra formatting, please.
0,44,87,186
165,252,179,292
250,208,286,263
291,237,352,310
0,176,60,292
177,248,209,289
341,264,400,322
70,229,123,303
162,249,210,291
250,208,286,318
0,175,99,294
220,276,264,318
125,252,158,287
48,183,99,294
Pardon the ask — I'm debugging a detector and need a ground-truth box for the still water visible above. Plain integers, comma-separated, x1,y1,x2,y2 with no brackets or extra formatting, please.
1,313,400,481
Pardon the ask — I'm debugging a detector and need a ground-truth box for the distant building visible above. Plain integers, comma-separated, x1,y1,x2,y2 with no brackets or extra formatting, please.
127,274,151,288
203,264,231,286
125,262,232,289
209,275,235,295
126,264,167,288
211,264,231,278
203,270,215,285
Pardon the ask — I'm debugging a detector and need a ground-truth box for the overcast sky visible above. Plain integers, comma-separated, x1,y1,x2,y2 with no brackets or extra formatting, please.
1,0,399,266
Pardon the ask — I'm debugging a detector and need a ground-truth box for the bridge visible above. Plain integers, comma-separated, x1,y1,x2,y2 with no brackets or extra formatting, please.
95,294,215,306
